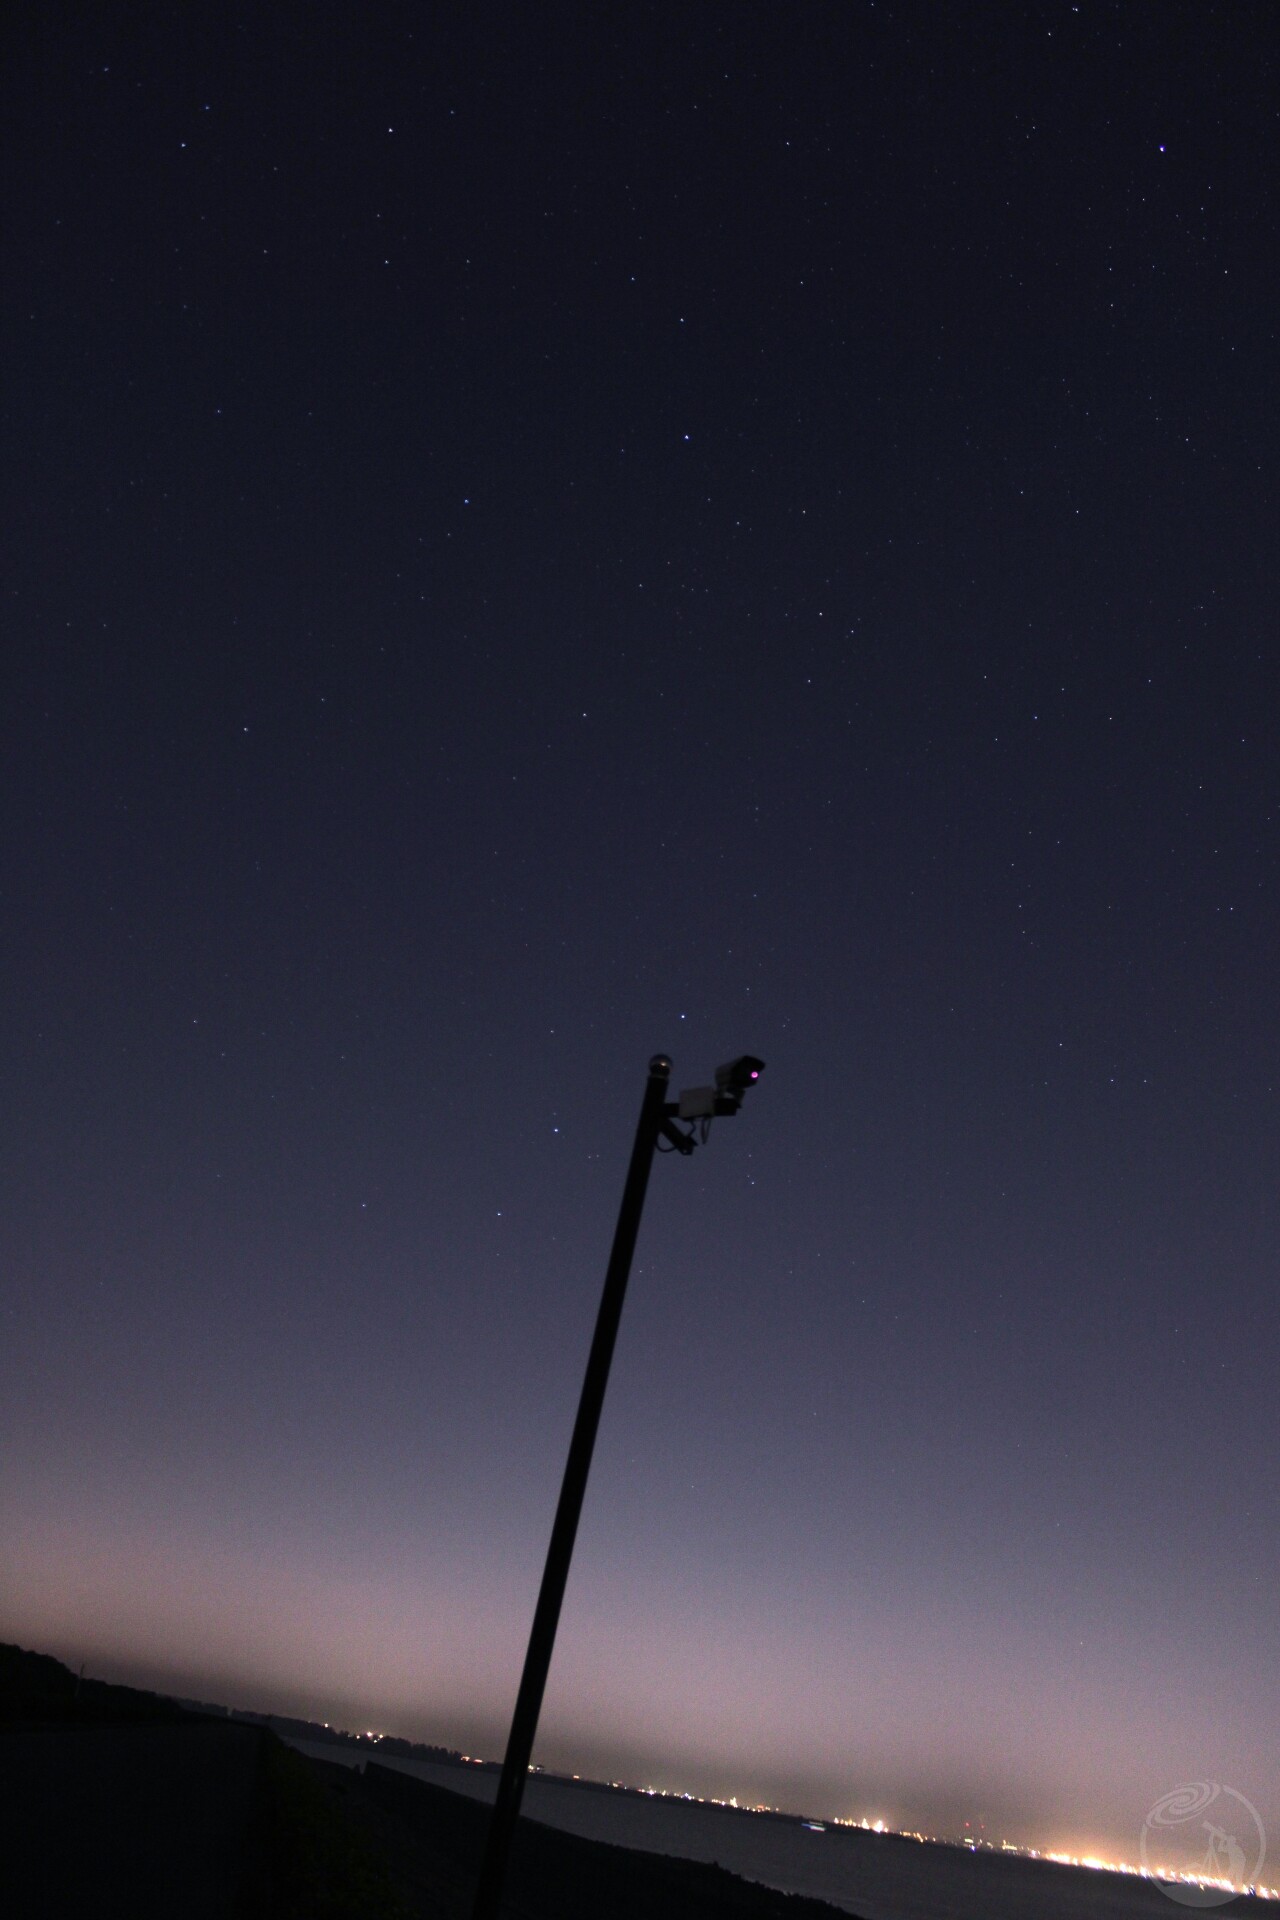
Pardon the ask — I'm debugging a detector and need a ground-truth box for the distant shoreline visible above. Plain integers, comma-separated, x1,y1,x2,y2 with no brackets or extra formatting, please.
5,1644,1271,1918
1,1640,857,1919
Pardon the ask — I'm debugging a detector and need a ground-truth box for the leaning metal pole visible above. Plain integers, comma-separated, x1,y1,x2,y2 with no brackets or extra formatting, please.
469,1053,675,1920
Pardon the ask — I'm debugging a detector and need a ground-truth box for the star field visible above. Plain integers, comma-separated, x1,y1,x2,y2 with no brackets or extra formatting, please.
2,0,1277,1867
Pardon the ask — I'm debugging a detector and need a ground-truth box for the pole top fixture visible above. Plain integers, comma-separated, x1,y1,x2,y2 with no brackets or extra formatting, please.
649,1054,673,1078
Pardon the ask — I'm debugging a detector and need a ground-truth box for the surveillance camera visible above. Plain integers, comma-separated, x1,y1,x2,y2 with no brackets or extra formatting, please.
714,1056,765,1099
672,1056,764,1131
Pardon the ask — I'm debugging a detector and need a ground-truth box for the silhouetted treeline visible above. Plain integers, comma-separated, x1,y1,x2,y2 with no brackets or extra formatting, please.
0,1642,195,1727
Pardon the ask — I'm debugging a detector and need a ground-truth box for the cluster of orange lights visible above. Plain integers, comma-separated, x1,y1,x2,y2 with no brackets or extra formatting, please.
1034,1849,1276,1900
390,1742,1277,1899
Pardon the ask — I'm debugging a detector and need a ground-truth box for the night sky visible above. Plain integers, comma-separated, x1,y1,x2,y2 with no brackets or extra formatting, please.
3,0,1276,1870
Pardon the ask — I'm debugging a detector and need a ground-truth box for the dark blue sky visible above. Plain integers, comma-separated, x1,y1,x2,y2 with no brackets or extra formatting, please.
3,0,1276,1870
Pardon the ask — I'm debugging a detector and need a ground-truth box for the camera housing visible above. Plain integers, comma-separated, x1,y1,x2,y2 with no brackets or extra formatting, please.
715,1055,764,1096
712,1055,765,1113
672,1056,765,1124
